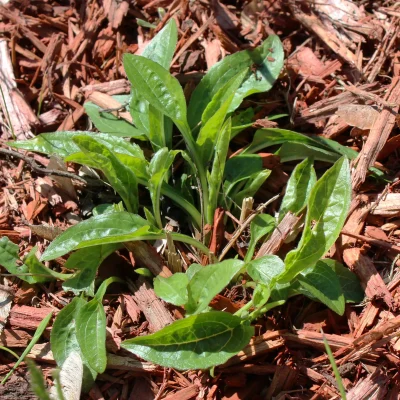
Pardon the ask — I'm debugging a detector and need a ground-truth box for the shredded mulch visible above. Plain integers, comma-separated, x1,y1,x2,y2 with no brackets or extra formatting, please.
1,0,400,399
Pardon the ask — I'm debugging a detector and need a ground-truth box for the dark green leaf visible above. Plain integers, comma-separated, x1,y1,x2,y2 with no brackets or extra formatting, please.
280,157,351,283
76,298,107,373
121,311,254,370
279,158,316,221
186,259,244,315
62,244,120,295
71,135,139,213
41,212,157,261
277,142,340,163
154,273,189,306
247,255,284,287
297,261,345,315
188,36,283,128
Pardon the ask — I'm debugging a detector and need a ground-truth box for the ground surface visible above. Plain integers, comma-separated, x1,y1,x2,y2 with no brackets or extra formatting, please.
1,0,400,399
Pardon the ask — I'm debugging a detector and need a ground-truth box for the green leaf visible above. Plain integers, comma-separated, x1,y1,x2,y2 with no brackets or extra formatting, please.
186,263,203,281
297,261,345,315
121,311,254,370
279,157,351,283
186,259,244,315
279,158,316,221
188,35,283,128
245,128,338,155
231,108,254,138
76,298,107,373
141,19,177,69
276,142,340,163
154,273,189,306
246,255,284,287
123,55,188,130
320,259,364,303
71,135,139,213
62,244,120,295
10,131,145,159
207,119,231,224
148,148,179,228
84,102,144,138
147,105,166,150
41,212,157,261
245,214,275,262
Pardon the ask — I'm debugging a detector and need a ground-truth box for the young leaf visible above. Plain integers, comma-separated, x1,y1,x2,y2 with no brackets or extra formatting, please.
279,158,316,221
50,297,97,391
186,263,203,281
71,135,139,213
207,119,231,224
186,259,244,315
121,311,254,370
75,298,107,373
41,212,156,261
84,102,144,138
154,273,189,306
123,55,188,130
62,244,121,295
277,142,340,164
297,261,345,315
148,148,179,228
279,157,351,283
246,255,285,287
245,214,275,262
188,35,283,128
147,105,166,150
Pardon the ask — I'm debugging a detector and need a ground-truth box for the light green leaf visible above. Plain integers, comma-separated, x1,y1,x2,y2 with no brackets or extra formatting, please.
279,157,351,283
297,261,345,315
71,135,139,213
186,259,244,315
141,19,177,69
154,273,189,306
27,360,51,400
247,255,284,287
84,102,144,138
188,35,283,128
41,212,157,261
147,105,166,150
245,215,276,262
76,298,107,373
62,244,121,295
186,263,203,281
121,311,254,370
10,131,145,159
124,55,188,130
279,158,316,221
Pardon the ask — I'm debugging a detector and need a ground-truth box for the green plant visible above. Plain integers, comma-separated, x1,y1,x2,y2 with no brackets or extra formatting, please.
0,20,364,387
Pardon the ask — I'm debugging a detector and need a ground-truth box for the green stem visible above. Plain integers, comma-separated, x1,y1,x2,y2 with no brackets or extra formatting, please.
234,298,254,318
248,300,286,321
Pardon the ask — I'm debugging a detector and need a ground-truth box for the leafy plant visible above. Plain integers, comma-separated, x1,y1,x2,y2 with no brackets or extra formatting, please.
0,19,365,383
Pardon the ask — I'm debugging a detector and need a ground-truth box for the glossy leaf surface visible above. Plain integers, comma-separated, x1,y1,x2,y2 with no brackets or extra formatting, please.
154,273,189,306
247,255,284,287
121,311,253,370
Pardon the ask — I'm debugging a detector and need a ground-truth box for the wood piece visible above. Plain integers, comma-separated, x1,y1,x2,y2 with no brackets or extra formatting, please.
223,330,285,366
163,385,199,400
0,40,39,139
0,329,32,347
87,91,132,122
106,354,161,373
343,248,393,308
124,241,172,278
265,365,298,399
353,302,380,338
347,370,389,400
56,105,85,131
128,276,174,332
8,305,53,330
256,212,299,258
81,79,130,95
352,77,400,189
219,364,277,375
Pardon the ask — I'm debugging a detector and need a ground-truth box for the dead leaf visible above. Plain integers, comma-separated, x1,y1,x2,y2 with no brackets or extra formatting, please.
336,104,379,130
